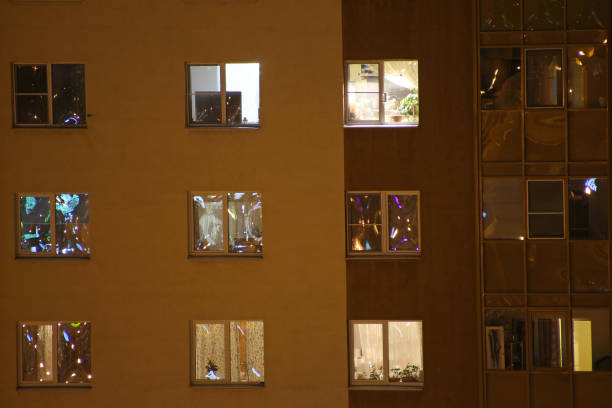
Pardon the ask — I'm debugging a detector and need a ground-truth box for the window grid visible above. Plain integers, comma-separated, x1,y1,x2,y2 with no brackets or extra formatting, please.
526,179,566,239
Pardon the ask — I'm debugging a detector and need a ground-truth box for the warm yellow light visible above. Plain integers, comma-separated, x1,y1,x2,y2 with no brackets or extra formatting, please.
573,320,593,372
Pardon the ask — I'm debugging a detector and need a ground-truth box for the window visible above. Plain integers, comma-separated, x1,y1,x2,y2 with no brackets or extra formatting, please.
189,192,263,256
346,191,420,256
16,193,90,257
344,60,419,126
531,312,568,369
19,321,92,387
13,64,86,127
527,180,564,239
191,320,264,385
186,63,260,127
349,320,423,387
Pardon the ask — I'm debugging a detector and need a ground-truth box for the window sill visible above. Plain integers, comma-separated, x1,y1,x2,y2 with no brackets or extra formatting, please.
344,124,418,129
186,125,260,130
190,382,264,388
349,384,423,391
189,253,263,258
16,254,90,259
346,253,421,260
13,125,87,129
18,383,92,388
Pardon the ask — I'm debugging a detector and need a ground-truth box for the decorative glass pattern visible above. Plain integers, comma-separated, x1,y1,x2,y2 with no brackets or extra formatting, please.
480,0,520,31
19,196,52,254
51,64,86,126
55,194,90,255
230,321,264,383
21,324,54,383
193,194,224,251
57,322,92,384
347,193,382,252
387,193,419,252
194,323,226,381
227,193,263,253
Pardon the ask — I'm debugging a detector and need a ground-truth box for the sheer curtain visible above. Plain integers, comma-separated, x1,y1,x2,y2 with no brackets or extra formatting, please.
353,324,384,379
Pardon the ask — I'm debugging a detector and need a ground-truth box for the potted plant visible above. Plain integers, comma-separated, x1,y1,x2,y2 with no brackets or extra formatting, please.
389,367,402,382
204,359,221,380
399,90,419,122
399,364,421,382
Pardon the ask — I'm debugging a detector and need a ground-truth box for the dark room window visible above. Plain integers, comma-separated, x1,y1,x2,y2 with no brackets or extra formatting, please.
527,180,564,239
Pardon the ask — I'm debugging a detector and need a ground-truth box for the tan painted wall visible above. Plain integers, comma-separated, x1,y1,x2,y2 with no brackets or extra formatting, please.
0,1,347,407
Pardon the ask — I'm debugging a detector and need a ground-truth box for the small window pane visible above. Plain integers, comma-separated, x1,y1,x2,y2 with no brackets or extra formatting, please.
482,178,524,239
387,193,419,252
230,321,264,383
193,194,224,251
57,322,92,384
569,178,609,240
189,65,221,124
568,111,608,162
55,194,90,255
347,63,380,121
347,193,382,225
383,61,418,125
226,63,259,125
568,45,608,109
525,111,565,162
527,241,568,292
526,50,563,107
532,313,567,369
51,64,86,126
194,323,226,381
227,192,262,253
524,0,564,30
349,225,382,252
353,323,384,381
573,308,610,371
21,324,54,383
484,241,524,293
567,0,610,29
480,48,522,110
19,196,52,254
481,111,522,162
388,321,423,383
528,181,564,213
15,95,48,124
529,214,564,238
571,241,609,293
485,310,526,370
480,0,520,31
347,92,379,121
15,65,47,93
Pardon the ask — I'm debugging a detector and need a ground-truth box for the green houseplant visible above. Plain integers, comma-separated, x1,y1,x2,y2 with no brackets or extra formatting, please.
399,90,419,120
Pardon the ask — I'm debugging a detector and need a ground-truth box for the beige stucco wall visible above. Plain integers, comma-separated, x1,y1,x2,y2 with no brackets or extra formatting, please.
0,1,347,407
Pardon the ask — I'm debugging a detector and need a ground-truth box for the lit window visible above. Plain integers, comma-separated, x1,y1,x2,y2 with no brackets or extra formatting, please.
527,180,564,238
346,191,420,256
572,308,610,372
350,320,423,387
344,60,419,126
191,320,264,385
186,63,260,127
13,64,86,127
19,321,92,387
16,193,90,257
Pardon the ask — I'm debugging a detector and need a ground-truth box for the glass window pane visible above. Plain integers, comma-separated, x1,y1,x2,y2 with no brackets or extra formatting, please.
526,50,563,107
227,192,262,253
524,0,564,30
190,65,221,92
191,94,222,124
352,323,384,381
485,310,526,370
194,323,226,381
529,214,565,238
55,194,90,255
347,63,379,92
571,241,609,293
531,313,567,369
51,64,86,126
525,111,565,162
481,111,522,162
19,196,52,254
480,0,520,31
347,92,379,121
528,181,564,213
15,95,48,124
480,48,522,110
483,241,524,293
349,225,382,252
15,64,47,93
189,65,221,124
568,111,608,162
383,61,418,125
482,178,524,239
567,0,610,29
568,45,607,109
387,193,419,252
226,63,259,125
573,308,610,371
527,241,568,292
388,321,423,383
57,322,92,384
569,178,609,240
347,193,382,225
230,321,264,383
347,63,380,121
21,323,54,383
193,194,224,251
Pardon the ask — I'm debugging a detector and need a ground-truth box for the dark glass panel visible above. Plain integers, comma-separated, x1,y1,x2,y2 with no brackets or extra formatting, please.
528,180,564,212
568,45,607,109
567,0,610,29
527,240,568,292
486,373,529,408
226,91,242,125
486,294,525,307
15,95,48,124
527,294,570,306
568,111,608,162
191,94,222,124
569,178,609,239
571,240,609,293
530,374,571,406
483,178,524,239
14,64,47,93
484,241,524,293
482,111,522,162
485,310,526,370
526,50,563,107
51,64,86,126
525,111,565,162
480,48,522,110
531,313,568,369
524,0,564,30
480,0,520,31
529,214,564,237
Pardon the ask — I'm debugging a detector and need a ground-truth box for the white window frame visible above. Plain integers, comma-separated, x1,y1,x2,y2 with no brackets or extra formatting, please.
346,191,421,257
190,320,264,386
17,321,92,388
526,179,566,239
349,320,424,388
344,59,419,126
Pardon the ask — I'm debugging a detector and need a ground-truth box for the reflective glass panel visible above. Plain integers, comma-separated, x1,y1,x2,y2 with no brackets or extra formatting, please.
348,193,382,252
569,178,609,240
573,308,610,371
353,323,384,381
193,194,224,251
227,192,262,253
481,111,522,162
526,50,563,107
349,226,382,252
568,111,608,162
525,111,565,162
383,61,418,125
347,63,380,121
524,0,564,30
15,64,47,93
482,178,524,239
480,48,522,110
528,181,564,236
189,65,222,124
51,64,86,126
571,241,609,293
485,310,526,370
532,313,567,368
55,194,90,255
387,193,419,252
567,0,610,29
480,0,520,31
21,323,54,383
194,323,226,381
57,322,92,384
527,240,568,292
568,45,608,109
229,321,264,383
19,196,52,254
388,321,423,383
226,63,259,125
484,241,524,293
15,95,48,124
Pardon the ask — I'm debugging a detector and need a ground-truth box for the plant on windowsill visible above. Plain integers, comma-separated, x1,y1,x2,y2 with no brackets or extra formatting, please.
369,366,383,380
399,90,419,122
204,359,221,381
399,363,421,383
389,367,402,382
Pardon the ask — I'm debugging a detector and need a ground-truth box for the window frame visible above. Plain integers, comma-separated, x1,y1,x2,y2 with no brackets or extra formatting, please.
15,192,91,259
526,179,566,239
17,321,93,388
345,191,421,257
348,320,424,388
185,62,261,128
524,48,565,109
528,311,570,371
190,320,264,386
188,191,263,257
12,62,87,128
344,59,419,127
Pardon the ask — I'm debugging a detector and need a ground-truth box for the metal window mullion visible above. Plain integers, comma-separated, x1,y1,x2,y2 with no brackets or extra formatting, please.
383,321,390,384
224,194,229,254
379,62,384,124
47,64,53,125
52,322,58,383
50,194,56,256
225,321,232,384
382,192,389,254
221,64,227,125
